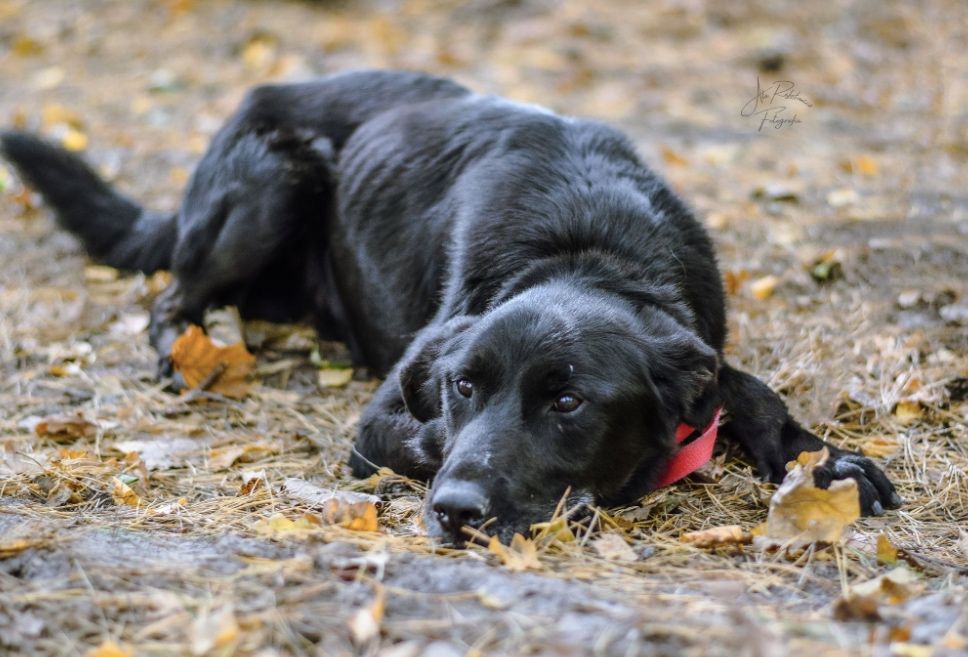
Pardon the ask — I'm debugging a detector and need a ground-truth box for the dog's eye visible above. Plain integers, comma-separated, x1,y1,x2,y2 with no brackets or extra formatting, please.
455,378,474,398
553,393,582,413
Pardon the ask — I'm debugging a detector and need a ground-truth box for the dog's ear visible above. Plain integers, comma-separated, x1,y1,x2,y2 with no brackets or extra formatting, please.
399,316,475,422
639,312,719,421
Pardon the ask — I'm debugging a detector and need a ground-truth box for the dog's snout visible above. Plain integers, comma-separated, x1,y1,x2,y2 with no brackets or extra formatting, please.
431,480,488,536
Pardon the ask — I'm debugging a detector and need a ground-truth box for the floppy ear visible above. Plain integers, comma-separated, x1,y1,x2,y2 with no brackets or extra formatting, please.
639,312,719,421
398,316,475,422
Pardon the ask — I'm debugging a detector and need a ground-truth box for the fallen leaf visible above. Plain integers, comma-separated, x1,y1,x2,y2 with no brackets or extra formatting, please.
681,524,752,548
282,477,381,508
83,641,134,657
191,606,239,656
861,436,899,458
757,448,860,548
253,512,321,536
318,367,354,388
35,413,98,440
723,269,750,295
0,538,48,559
348,586,385,644
488,533,542,571
833,567,923,621
61,127,89,152
591,532,638,561
115,437,201,470
660,145,689,167
239,470,267,495
877,532,899,565
208,443,275,470
147,497,188,516
893,400,923,423
169,325,255,398
853,154,879,176
111,476,141,508
41,103,84,129
750,275,780,300
321,498,379,532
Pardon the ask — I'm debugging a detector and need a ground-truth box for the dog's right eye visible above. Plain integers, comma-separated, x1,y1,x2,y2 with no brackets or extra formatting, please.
455,378,474,398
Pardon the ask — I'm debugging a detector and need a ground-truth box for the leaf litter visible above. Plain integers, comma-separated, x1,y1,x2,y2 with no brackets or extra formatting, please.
0,0,966,656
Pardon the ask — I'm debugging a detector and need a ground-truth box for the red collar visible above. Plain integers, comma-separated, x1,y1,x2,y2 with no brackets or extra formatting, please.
655,407,721,488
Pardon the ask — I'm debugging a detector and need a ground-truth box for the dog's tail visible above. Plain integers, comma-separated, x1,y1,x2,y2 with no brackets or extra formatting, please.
1,131,176,272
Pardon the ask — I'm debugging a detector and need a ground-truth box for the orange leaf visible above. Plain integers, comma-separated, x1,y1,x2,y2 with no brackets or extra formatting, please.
169,325,255,398
488,533,542,571
83,641,133,657
110,477,141,508
681,525,752,548
321,499,379,532
35,413,97,439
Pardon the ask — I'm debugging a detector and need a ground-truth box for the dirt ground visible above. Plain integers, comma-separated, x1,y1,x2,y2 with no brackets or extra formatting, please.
1,1,966,656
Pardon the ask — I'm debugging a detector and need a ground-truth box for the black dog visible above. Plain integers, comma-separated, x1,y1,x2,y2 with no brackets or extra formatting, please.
2,70,899,543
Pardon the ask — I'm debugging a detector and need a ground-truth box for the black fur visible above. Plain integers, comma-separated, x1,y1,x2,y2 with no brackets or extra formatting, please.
1,69,899,543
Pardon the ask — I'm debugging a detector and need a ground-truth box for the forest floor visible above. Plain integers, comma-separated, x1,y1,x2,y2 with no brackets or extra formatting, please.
0,1,966,656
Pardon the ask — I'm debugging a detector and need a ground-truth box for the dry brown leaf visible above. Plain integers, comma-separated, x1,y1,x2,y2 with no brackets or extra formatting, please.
681,524,752,548
488,533,542,571
348,586,385,644
750,275,780,300
758,448,859,548
723,269,750,295
169,325,255,398
833,567,923,621
208,443,275,470
83,641,134,657
253,512,320,536
35,413,98,440
591,532,638,561
111,477,141,508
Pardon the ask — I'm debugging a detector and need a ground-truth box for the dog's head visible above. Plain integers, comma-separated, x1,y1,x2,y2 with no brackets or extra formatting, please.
400,281,717,544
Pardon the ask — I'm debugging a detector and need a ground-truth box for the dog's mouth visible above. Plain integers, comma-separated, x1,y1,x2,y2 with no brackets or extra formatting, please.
423,487,596,547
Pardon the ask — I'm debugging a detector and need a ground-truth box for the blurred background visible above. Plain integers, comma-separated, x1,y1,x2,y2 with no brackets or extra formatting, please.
0,2,965,656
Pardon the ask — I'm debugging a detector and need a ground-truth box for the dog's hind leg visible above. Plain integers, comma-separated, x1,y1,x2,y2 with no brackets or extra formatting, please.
717,363,900,515
151,128,336,373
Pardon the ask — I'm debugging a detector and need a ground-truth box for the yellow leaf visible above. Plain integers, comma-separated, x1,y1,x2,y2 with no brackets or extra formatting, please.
759,448,860,547
660,145,689,167
681,524,752,548
170,325,255,398
83,640,133,657
488,533,542,571
893,400,923,423
854,154,879,176
62,127,88,152
318,367,353,388
876,532,899,565
111,477,141,508
750,275,780,300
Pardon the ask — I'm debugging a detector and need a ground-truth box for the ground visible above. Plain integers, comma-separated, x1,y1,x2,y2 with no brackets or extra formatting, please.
0,1,966,656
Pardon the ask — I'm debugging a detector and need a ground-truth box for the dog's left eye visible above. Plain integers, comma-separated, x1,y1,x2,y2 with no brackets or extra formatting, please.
455,378,474,398
552,393,582,413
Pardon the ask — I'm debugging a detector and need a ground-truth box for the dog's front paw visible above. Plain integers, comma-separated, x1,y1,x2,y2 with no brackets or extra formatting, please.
813,452,901,516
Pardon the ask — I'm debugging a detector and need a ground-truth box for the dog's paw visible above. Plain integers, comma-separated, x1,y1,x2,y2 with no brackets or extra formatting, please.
813,452,901,516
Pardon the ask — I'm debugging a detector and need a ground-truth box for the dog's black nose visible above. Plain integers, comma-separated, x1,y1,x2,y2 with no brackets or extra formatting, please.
431,480,488,536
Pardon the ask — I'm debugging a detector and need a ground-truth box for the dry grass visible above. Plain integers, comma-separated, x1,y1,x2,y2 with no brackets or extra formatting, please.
1,0,966,655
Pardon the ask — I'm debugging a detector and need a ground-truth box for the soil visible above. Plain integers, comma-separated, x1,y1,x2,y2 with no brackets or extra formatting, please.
0,1,966,656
